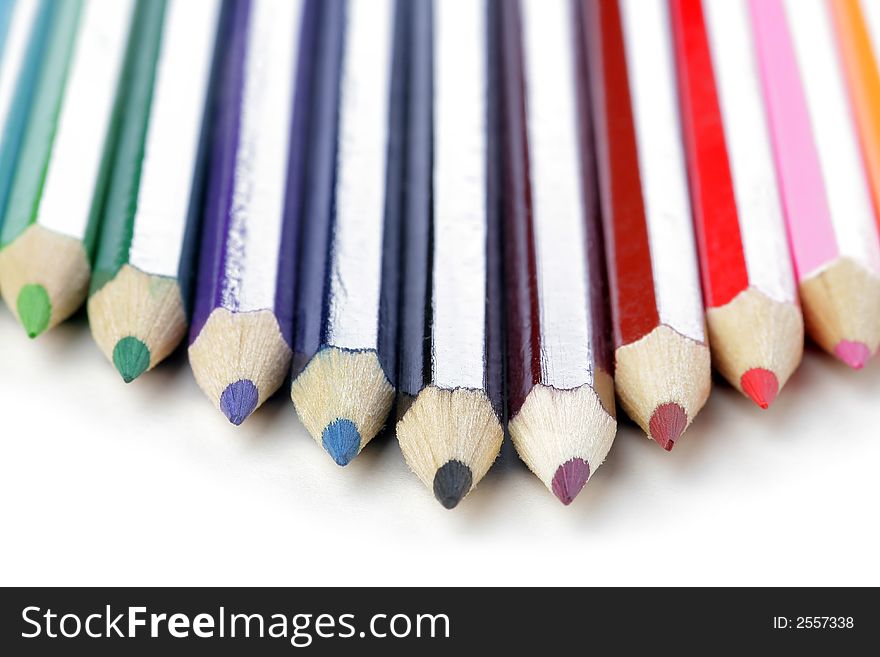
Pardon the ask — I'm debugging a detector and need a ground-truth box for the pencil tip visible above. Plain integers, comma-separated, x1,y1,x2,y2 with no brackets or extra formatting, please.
834,340,870,370
648,402,687,451
321,419,361,466
433,460,472,509
551,458,590,505
16,284,51,338
219,379,259,425
112,336,150,383
740,368,778,409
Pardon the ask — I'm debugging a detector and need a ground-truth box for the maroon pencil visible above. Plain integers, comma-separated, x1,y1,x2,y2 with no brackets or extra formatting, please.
500,0,616,506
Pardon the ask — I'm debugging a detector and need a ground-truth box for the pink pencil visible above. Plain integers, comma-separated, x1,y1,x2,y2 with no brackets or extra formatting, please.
750,0,880,368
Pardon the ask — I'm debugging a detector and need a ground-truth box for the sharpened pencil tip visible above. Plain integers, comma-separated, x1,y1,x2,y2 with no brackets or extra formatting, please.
834,340,871,370
16,284,51,338
740,368,778,409
321,419,361,466
219,379,259,425
551,458,590,505
649,402,687,451
112,336,150,383
433,460,472,509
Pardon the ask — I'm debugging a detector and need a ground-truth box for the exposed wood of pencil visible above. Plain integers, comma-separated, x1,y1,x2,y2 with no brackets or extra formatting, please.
396,386,502,504
0,224,90,337
88,265,186,382
189,308,292,420
799,257,880,366
706,289,803,407
615,325,710,446
510,380,615,505
291,347,394,464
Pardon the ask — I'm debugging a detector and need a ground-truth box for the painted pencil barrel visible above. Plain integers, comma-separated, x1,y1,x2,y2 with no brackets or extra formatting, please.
501,0,616,505
587,0,710,450
396,0,432,409
0,0,47,227
0,0,135,338
189,0,315,425
832,1,880,231
88,0,222,383
396,0,505,509
292,0,344,377
290,0,404,467
671,0,803,408
751,0,880,368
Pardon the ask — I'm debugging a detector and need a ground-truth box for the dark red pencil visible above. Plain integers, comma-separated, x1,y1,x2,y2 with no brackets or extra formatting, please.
586,0,710,450
500,0,616,506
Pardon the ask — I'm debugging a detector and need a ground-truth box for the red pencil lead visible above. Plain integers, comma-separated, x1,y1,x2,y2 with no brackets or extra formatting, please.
740,368,778,410
649,402,688,451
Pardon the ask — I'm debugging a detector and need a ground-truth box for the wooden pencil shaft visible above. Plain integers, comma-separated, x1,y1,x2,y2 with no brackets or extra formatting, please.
432,0,490,391
832,0,880,230
1,1,80,247
288,0,407,462
128,0,223,284
397,0,432,400
0,0,40,156
292,0,344,374
618,0,703,343
0,0,46,225
783,0,880,276
326,0,394,351
701,0,796,306
36,0,135,253
90,0,167,295
586,0,703,350
190,0,315,348
502,0,610,419
221,0,300,313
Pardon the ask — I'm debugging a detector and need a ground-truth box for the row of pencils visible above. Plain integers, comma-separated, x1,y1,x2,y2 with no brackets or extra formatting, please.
0,0,879,509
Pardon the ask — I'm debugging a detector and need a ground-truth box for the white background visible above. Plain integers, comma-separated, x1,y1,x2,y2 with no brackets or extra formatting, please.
0,303,877,587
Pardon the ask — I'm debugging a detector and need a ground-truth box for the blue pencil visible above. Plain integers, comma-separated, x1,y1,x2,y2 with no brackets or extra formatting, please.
290,0,406,466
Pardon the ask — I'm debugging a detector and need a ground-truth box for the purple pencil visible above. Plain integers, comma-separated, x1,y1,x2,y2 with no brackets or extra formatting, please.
188,0,315,425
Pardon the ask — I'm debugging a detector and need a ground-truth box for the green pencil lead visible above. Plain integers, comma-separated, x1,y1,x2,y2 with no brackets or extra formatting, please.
112,336,151,383
16,283,51,338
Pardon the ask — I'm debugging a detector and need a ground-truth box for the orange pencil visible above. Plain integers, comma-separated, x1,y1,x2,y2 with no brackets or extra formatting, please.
832,0,880,223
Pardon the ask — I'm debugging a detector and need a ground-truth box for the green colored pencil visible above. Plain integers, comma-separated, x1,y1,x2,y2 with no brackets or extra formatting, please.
0,0,135,338
88,0,221,382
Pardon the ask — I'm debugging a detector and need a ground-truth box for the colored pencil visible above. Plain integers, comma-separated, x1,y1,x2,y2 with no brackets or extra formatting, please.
396,0,431,410
291,0,343,385
751,0,880,368
586,0,710,450
0,0,49,226
0,0,135,338
189,0,315,424
88,0,222,383
671,0,803,408
500,0,616,505
396,0,504,509
832,0,880,227
290,0,404,467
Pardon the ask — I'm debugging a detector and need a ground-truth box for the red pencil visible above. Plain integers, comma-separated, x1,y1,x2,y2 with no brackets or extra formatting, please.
586,0,710,450
671,0,803,408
